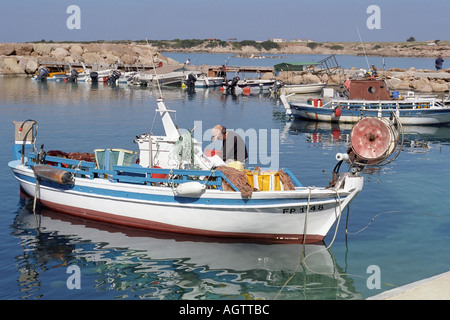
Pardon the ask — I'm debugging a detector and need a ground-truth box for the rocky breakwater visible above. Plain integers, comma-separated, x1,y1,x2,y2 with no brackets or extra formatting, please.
0,42,180,76
268,67,450,94
383,67,450,93
271,71,332,85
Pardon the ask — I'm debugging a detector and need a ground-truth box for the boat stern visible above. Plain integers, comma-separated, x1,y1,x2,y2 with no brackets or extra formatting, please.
11,120,37,163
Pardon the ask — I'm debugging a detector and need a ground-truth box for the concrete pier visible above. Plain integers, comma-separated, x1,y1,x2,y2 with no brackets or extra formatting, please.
367,271,450,300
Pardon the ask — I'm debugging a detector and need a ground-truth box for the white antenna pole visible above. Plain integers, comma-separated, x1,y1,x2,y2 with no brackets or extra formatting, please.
356,27,370,69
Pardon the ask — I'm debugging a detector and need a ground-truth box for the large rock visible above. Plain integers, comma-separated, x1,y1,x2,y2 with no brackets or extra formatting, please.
82,43,101,53
51,47,70,59
104,52,120,64
291,75,303,84
395,80,412,90
276,71,292,82
260,72,275,80
430,82,449,92
416,84,433,93
69,44,84,56
329,74,343,85
303,73,321,83
412,78,430,90
102,44,129,58
2,57,24,74
0,43,16,55
14,43,34,56
18,57,38,74
33,43,54,56
82,52,102,64
69,51,82,63
385,77,402,89
121,54,137,65
132,45,147,56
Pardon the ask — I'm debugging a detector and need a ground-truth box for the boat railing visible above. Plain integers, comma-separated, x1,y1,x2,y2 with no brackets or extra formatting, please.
25,152,303,192
332,99,436,110
25,152,240,191
26,153,98,178
112,165,238,191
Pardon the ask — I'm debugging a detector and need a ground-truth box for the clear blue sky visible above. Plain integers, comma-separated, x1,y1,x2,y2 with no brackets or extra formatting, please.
1,0,448,43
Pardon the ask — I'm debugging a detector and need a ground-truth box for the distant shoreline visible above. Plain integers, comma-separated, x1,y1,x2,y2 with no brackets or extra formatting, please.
1,41,449,83
151,40,450,59
3,39,450,58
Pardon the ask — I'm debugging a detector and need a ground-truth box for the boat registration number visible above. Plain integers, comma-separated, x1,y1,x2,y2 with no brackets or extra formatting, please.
282,205,324,214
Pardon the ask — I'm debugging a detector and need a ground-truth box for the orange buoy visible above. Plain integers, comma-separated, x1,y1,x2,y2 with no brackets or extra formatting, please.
151,165,169,180
333,107,341,117
243,87,251,95
350,118,392,160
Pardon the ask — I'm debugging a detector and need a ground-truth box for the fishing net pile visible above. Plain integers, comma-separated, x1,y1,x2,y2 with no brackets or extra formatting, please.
170,131,195,168
216,166,254,197
47,150,95,162
277,169,296,191
215,166,296,198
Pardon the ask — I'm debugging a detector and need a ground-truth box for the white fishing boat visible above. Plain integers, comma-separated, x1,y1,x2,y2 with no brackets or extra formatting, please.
192,74,224,88
221,77,275,95
238,78,275,91
130,66,201,86
8,94,405,243
76,69,116,82
272,82,327,95
281,78,450,125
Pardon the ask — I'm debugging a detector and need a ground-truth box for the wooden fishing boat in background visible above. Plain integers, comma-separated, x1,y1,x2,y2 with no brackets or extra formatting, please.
281,78,450,125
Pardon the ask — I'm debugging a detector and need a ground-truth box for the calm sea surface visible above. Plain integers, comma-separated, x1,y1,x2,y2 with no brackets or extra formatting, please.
1,54,449,300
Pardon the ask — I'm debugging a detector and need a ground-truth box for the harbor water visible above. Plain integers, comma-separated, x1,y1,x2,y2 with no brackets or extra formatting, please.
1,54,449,300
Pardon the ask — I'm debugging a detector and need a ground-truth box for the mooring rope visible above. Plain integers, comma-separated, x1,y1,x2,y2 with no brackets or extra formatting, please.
274,187,311,299
32,178,40,234
274,187,347,299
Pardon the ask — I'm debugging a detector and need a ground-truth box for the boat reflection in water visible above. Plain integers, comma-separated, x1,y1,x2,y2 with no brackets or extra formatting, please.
12,193,362,300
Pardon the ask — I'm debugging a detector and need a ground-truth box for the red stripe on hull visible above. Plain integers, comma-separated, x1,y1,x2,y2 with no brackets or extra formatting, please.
36,198,324,244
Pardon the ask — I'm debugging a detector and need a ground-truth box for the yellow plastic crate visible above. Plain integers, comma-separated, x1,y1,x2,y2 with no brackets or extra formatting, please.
246,170,283,191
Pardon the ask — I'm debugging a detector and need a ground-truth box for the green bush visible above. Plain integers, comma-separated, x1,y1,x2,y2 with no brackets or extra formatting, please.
307,42,319,49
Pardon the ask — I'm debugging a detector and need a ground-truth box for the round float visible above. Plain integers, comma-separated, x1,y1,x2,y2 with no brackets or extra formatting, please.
350,117,393,161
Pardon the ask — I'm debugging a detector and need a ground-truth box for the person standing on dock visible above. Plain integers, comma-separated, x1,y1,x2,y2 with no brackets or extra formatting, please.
435,55,444,70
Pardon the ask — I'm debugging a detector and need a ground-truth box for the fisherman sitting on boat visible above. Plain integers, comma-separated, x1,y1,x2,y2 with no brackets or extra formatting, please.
212,124,248,166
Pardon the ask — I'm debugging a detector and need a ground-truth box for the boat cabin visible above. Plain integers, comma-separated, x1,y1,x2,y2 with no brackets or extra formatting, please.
347,79,390,100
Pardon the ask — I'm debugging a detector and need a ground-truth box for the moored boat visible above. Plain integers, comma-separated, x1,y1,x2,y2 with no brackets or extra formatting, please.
192,74,224,88
7,97,404,244
271,80,327,95
31,67,67,82
221,77,275,95
281,78,450,125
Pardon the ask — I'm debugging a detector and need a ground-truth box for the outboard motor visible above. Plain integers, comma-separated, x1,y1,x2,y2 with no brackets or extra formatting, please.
225,76,240,92
230,76,239,88
186,73,197,87
36,67,50,81
67,69,78,82
90,71,98,83
274,80,284,90
107,70,121,85
220,76,240,95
